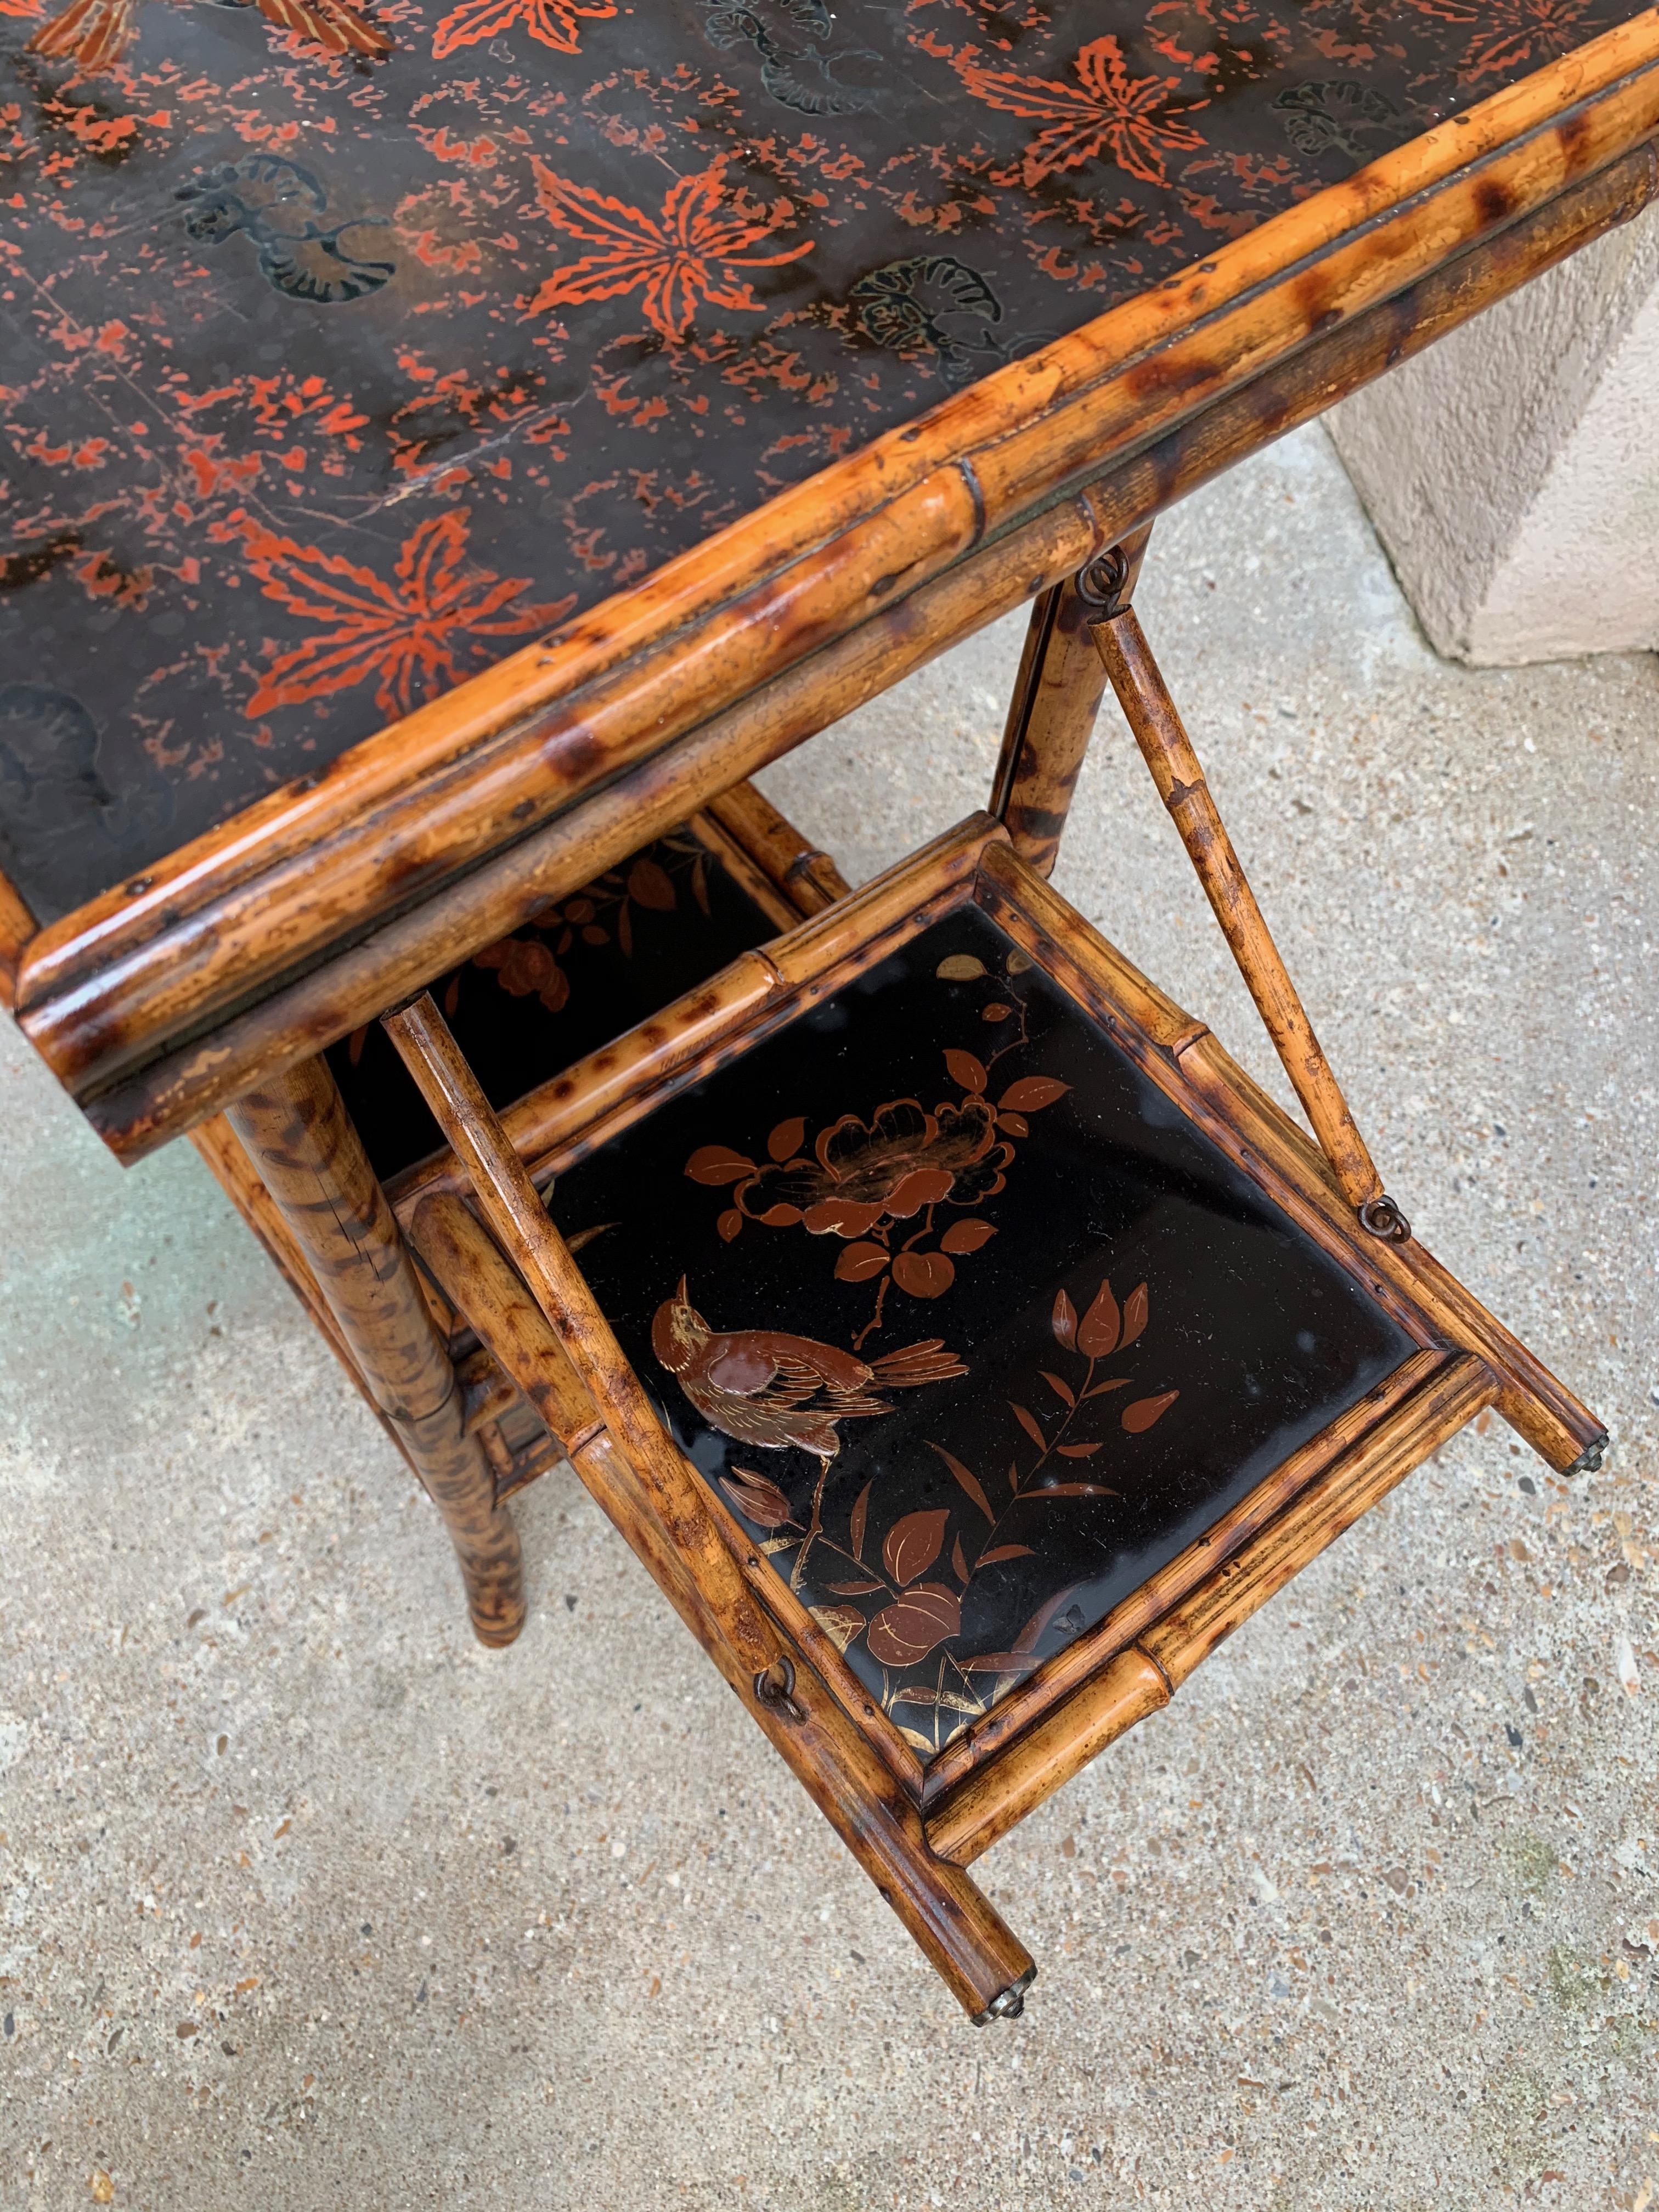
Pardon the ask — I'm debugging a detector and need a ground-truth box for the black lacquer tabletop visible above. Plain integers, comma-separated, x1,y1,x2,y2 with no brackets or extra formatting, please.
1,0,1634,918
554,904,1414,1763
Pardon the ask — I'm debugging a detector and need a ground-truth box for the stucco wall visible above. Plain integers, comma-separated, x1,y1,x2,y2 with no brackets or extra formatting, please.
1327,198,1659,664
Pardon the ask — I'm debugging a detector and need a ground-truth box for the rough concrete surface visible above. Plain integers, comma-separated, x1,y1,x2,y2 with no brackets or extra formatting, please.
2,426,1656,2211
1329,199,1659,664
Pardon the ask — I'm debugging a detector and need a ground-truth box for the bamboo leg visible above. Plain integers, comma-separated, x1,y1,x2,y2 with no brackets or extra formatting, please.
224,1056,526,1649
1089,602,1408,1241
991,528,1152,876
384,1003,1036,2023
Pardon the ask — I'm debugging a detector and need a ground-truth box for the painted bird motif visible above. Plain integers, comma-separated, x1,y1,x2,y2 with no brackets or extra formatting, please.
27,0,388,75
652,1280,965,1464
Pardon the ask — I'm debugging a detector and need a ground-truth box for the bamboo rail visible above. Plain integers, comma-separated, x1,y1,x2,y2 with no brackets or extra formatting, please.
1090,603,1401,1233
0,866,34,1012
20,38,1659,1146
65,129,1659,1159
926,1352,1496,1865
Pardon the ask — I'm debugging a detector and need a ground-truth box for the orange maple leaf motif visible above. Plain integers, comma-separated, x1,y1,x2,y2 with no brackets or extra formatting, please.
228,507,573,720
957,32,1207,188
26,0,386,71
431,0,612,61
527,157,814,345
1406,0,1591,82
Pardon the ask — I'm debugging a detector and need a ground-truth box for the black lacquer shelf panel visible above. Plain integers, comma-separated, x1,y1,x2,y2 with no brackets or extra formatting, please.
552,903,1414,1763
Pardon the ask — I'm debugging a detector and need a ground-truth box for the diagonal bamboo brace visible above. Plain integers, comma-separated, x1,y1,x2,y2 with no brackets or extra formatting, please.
1087,597,1408,1242
383,994,1037,2023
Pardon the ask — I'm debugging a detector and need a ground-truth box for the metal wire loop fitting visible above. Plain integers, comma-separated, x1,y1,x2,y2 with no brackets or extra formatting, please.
1358,1195,1412,1244
753,1656,806,1723
972,1966,1037,2026
1075,544,1132,614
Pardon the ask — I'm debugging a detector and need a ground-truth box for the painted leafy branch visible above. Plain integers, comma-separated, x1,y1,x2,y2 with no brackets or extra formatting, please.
471,836,707,1015
725,1273,1180,1756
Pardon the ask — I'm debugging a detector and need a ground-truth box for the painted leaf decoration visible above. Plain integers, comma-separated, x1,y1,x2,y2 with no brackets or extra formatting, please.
1122,1390,1180,1434
885,1167,955,1218
944,1048,988,1094
718,1469,792,1528
1077,1278,1121,1358
865,1582,961,1667
928,1442,991,1522
834,1240,890,1283
1014,1583,1085,1653
978,1543,1034,1565
716,1208,743,1242
1051,1289,1077,1348
997,1076,1070,1113
767,1115,806,1164
808,1604,867,1654
892,1249,956,1299
957,1650,1042,1675
951,1534,969,1584
896,1725,936,1753
826,1579,885,1596
1083,1376,1132,1400
1040,1368,1076,1408
1057,1440,1103,1458
997,1112,1029,1138
627,855,675,910
935,954,986,981
1010,1401,1046,1450
849,1478,872,1564
756,1202,805,1227
883,1508,948,1587
982,1001,1012,1023
686,1144,754,1184
1121,1280,1149,1349
1029,1482,1119,1497
801,1197,885,1237
939,1217,996,1256
691,854,711,917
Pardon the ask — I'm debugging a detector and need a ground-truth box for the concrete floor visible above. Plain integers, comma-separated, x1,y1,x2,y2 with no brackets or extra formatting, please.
2,425,1656,2211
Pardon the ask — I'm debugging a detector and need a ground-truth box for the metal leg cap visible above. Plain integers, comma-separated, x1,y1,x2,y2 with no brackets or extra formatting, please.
1563,1434,1610,1479
972,1966,1037,2027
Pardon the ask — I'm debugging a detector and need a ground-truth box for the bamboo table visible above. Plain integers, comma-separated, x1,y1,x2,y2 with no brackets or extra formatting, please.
4,0,1656,2021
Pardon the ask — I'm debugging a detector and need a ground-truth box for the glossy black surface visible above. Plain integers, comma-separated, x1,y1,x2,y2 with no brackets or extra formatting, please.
554,902,1414,1763
329,825,779,1180
2,0,1637,916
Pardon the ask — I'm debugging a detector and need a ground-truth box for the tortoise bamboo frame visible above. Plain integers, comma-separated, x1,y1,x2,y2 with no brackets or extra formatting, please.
5,20,1649,2024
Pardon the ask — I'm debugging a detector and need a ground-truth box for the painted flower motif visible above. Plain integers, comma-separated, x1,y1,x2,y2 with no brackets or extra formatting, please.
527,157,814,343
224,507,573,721
431,0,613,61
957,32,1208,187
691,1094,1013,1241
472,934,570,1012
